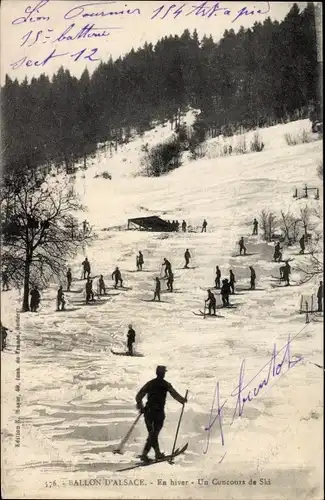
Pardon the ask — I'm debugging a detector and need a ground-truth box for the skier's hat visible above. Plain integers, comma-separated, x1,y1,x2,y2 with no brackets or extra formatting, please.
156,365,167,374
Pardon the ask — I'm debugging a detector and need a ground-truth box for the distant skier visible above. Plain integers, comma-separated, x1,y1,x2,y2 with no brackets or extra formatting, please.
249,266,256,290
281,261,291,286
167,271,174,292
201,219,207,233
112,266,123,289
215,266,221,289
205,289,216,316
274,242,282,262
57,286,66,311
1,322,8,351
154,277,161,302
175,221,180,232
299,235,305,254
83,220,88,233
162,258,172,278
252,218,258,235
2,270,9,291
229,270,236,294
135,365,187,462
85,278,95,303
184,249,191,269
82,257,91,280
138,251,144,271
238,237,246,256
127,324,136,356
30,286,40,312
317,281,323,312
98,274,106,295
181,220,187,232
221,279,231,307
66,268,72,292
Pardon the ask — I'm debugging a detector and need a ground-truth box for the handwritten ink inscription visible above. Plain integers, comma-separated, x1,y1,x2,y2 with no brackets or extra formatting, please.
204,333,303,458
151,1,271,23
9,1,272,71
10,48,100,70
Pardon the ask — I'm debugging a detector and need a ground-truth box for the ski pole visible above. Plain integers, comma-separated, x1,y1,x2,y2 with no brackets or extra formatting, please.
169,389,188,464
113,413,142,454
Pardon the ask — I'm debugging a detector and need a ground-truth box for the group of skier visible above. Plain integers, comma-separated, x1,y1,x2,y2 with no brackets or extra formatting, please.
214,266,256,293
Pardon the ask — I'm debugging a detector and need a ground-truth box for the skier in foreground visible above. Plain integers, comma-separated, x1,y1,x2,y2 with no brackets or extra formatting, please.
135,365,187,462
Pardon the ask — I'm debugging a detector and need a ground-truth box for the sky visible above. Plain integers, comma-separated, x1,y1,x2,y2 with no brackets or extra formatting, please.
0,1,309,83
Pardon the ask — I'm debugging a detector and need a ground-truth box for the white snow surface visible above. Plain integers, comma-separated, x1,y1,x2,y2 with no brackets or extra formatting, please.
1,114,323,499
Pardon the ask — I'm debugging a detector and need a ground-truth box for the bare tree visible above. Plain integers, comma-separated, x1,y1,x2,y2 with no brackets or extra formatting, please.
280,210,300,245
299,205,312,239
295,252,323,284
260,210,277,242
1,168,93,311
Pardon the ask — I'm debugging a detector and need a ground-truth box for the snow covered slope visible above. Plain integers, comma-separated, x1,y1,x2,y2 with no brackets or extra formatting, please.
1,116,323,500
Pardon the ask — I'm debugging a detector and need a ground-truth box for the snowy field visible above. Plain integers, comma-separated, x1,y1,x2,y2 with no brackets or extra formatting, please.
1,116,323,499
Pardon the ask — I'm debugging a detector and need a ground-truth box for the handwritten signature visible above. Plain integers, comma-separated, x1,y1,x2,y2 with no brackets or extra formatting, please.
151,1,270,23
204,333,303,456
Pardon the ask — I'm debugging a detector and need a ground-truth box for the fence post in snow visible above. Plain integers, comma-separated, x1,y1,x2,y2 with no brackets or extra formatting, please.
305,301,310,323
300,295,303,313
311,295,314,313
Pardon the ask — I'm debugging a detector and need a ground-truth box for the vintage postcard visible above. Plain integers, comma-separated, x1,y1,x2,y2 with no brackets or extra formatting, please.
0,1,323,499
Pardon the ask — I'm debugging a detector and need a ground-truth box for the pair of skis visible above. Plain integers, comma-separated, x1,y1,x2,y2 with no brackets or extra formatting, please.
117,443,188,471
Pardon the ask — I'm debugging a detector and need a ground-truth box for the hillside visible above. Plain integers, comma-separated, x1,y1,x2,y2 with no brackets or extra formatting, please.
1,117,323,500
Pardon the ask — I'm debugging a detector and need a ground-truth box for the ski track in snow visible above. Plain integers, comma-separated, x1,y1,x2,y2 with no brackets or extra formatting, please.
1,115,323,498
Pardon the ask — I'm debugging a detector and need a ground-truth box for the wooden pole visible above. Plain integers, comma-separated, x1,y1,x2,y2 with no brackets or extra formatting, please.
113,413,142,454
169,389,188,463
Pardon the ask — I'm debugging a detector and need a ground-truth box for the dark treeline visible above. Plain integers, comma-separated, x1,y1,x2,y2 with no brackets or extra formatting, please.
1,3,319,175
